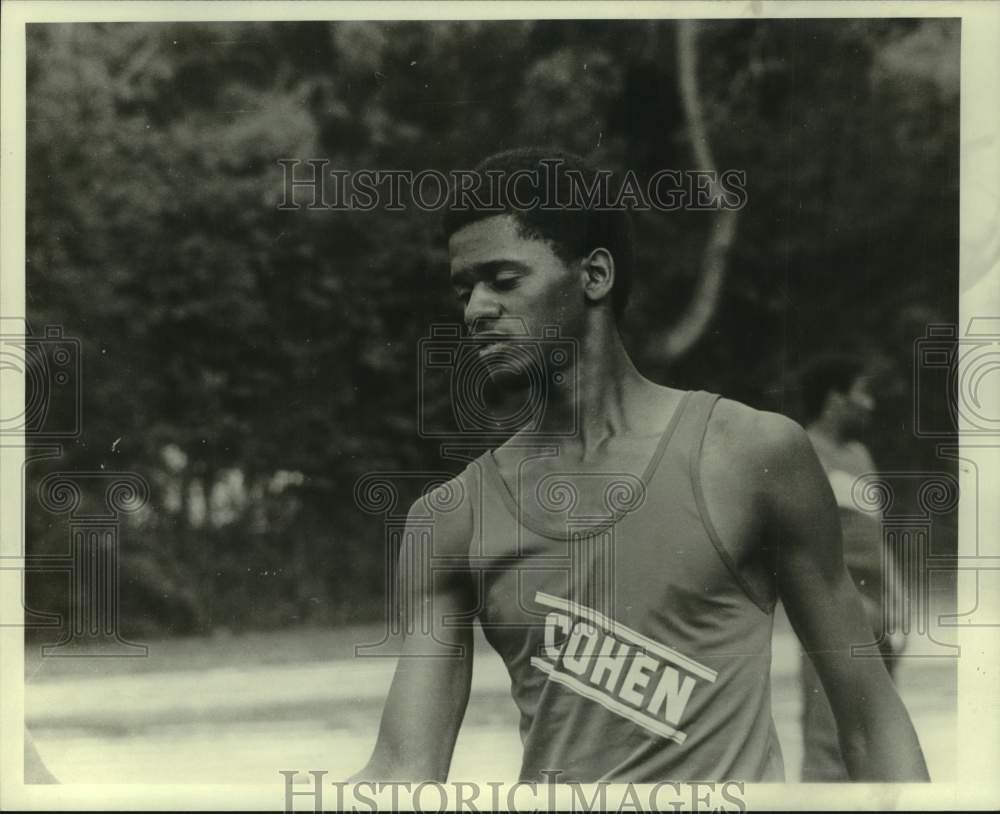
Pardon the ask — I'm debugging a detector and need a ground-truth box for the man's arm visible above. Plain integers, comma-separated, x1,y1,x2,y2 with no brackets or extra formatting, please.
25,729,58,783
852,442,908,655
348,484,476,782
760,414,929,781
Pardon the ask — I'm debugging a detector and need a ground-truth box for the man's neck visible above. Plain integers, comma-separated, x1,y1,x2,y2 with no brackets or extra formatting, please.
534,315,658,457
807,414,850,447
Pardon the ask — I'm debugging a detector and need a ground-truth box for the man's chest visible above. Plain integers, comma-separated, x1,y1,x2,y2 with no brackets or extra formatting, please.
692,426,770,572
492,443,657,522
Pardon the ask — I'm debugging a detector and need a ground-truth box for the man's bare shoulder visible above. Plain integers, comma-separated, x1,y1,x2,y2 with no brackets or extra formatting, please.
706,397,817,480
406,474,475,559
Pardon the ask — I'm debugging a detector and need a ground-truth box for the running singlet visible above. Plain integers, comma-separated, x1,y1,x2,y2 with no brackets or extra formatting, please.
458,390,785,782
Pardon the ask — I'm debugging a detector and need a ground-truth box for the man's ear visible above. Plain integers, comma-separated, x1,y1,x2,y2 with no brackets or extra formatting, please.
581,248,615,307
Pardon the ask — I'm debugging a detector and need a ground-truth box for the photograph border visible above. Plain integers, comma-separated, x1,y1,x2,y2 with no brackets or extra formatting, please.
2,1,997,810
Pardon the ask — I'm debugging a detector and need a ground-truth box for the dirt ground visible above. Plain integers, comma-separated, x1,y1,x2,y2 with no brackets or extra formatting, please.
26,603,957,785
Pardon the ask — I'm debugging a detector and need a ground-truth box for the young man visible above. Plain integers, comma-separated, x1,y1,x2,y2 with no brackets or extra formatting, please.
799,355,907,781
351,149,927,783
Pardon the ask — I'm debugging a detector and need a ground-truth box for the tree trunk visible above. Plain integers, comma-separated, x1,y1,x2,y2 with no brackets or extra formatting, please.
653,20,739,362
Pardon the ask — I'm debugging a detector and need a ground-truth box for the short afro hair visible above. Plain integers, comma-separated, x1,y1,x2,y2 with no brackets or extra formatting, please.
442,147,635,320
800,354,868,423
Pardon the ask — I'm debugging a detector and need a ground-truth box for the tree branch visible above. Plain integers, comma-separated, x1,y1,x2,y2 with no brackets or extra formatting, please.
653,20,740,362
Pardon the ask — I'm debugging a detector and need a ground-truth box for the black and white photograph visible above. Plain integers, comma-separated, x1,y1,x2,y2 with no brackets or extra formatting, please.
1,1,998,810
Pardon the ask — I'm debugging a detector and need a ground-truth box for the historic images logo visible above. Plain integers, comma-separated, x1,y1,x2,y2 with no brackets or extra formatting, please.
277,158,747,213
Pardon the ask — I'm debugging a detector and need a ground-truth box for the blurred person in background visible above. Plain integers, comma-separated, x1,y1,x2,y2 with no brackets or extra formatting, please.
25,730,57,784
799,354,907,782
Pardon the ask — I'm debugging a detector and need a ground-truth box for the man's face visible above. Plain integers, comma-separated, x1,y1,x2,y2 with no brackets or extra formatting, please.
448,213,585,353
448,215,586,394
838,376,876,435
